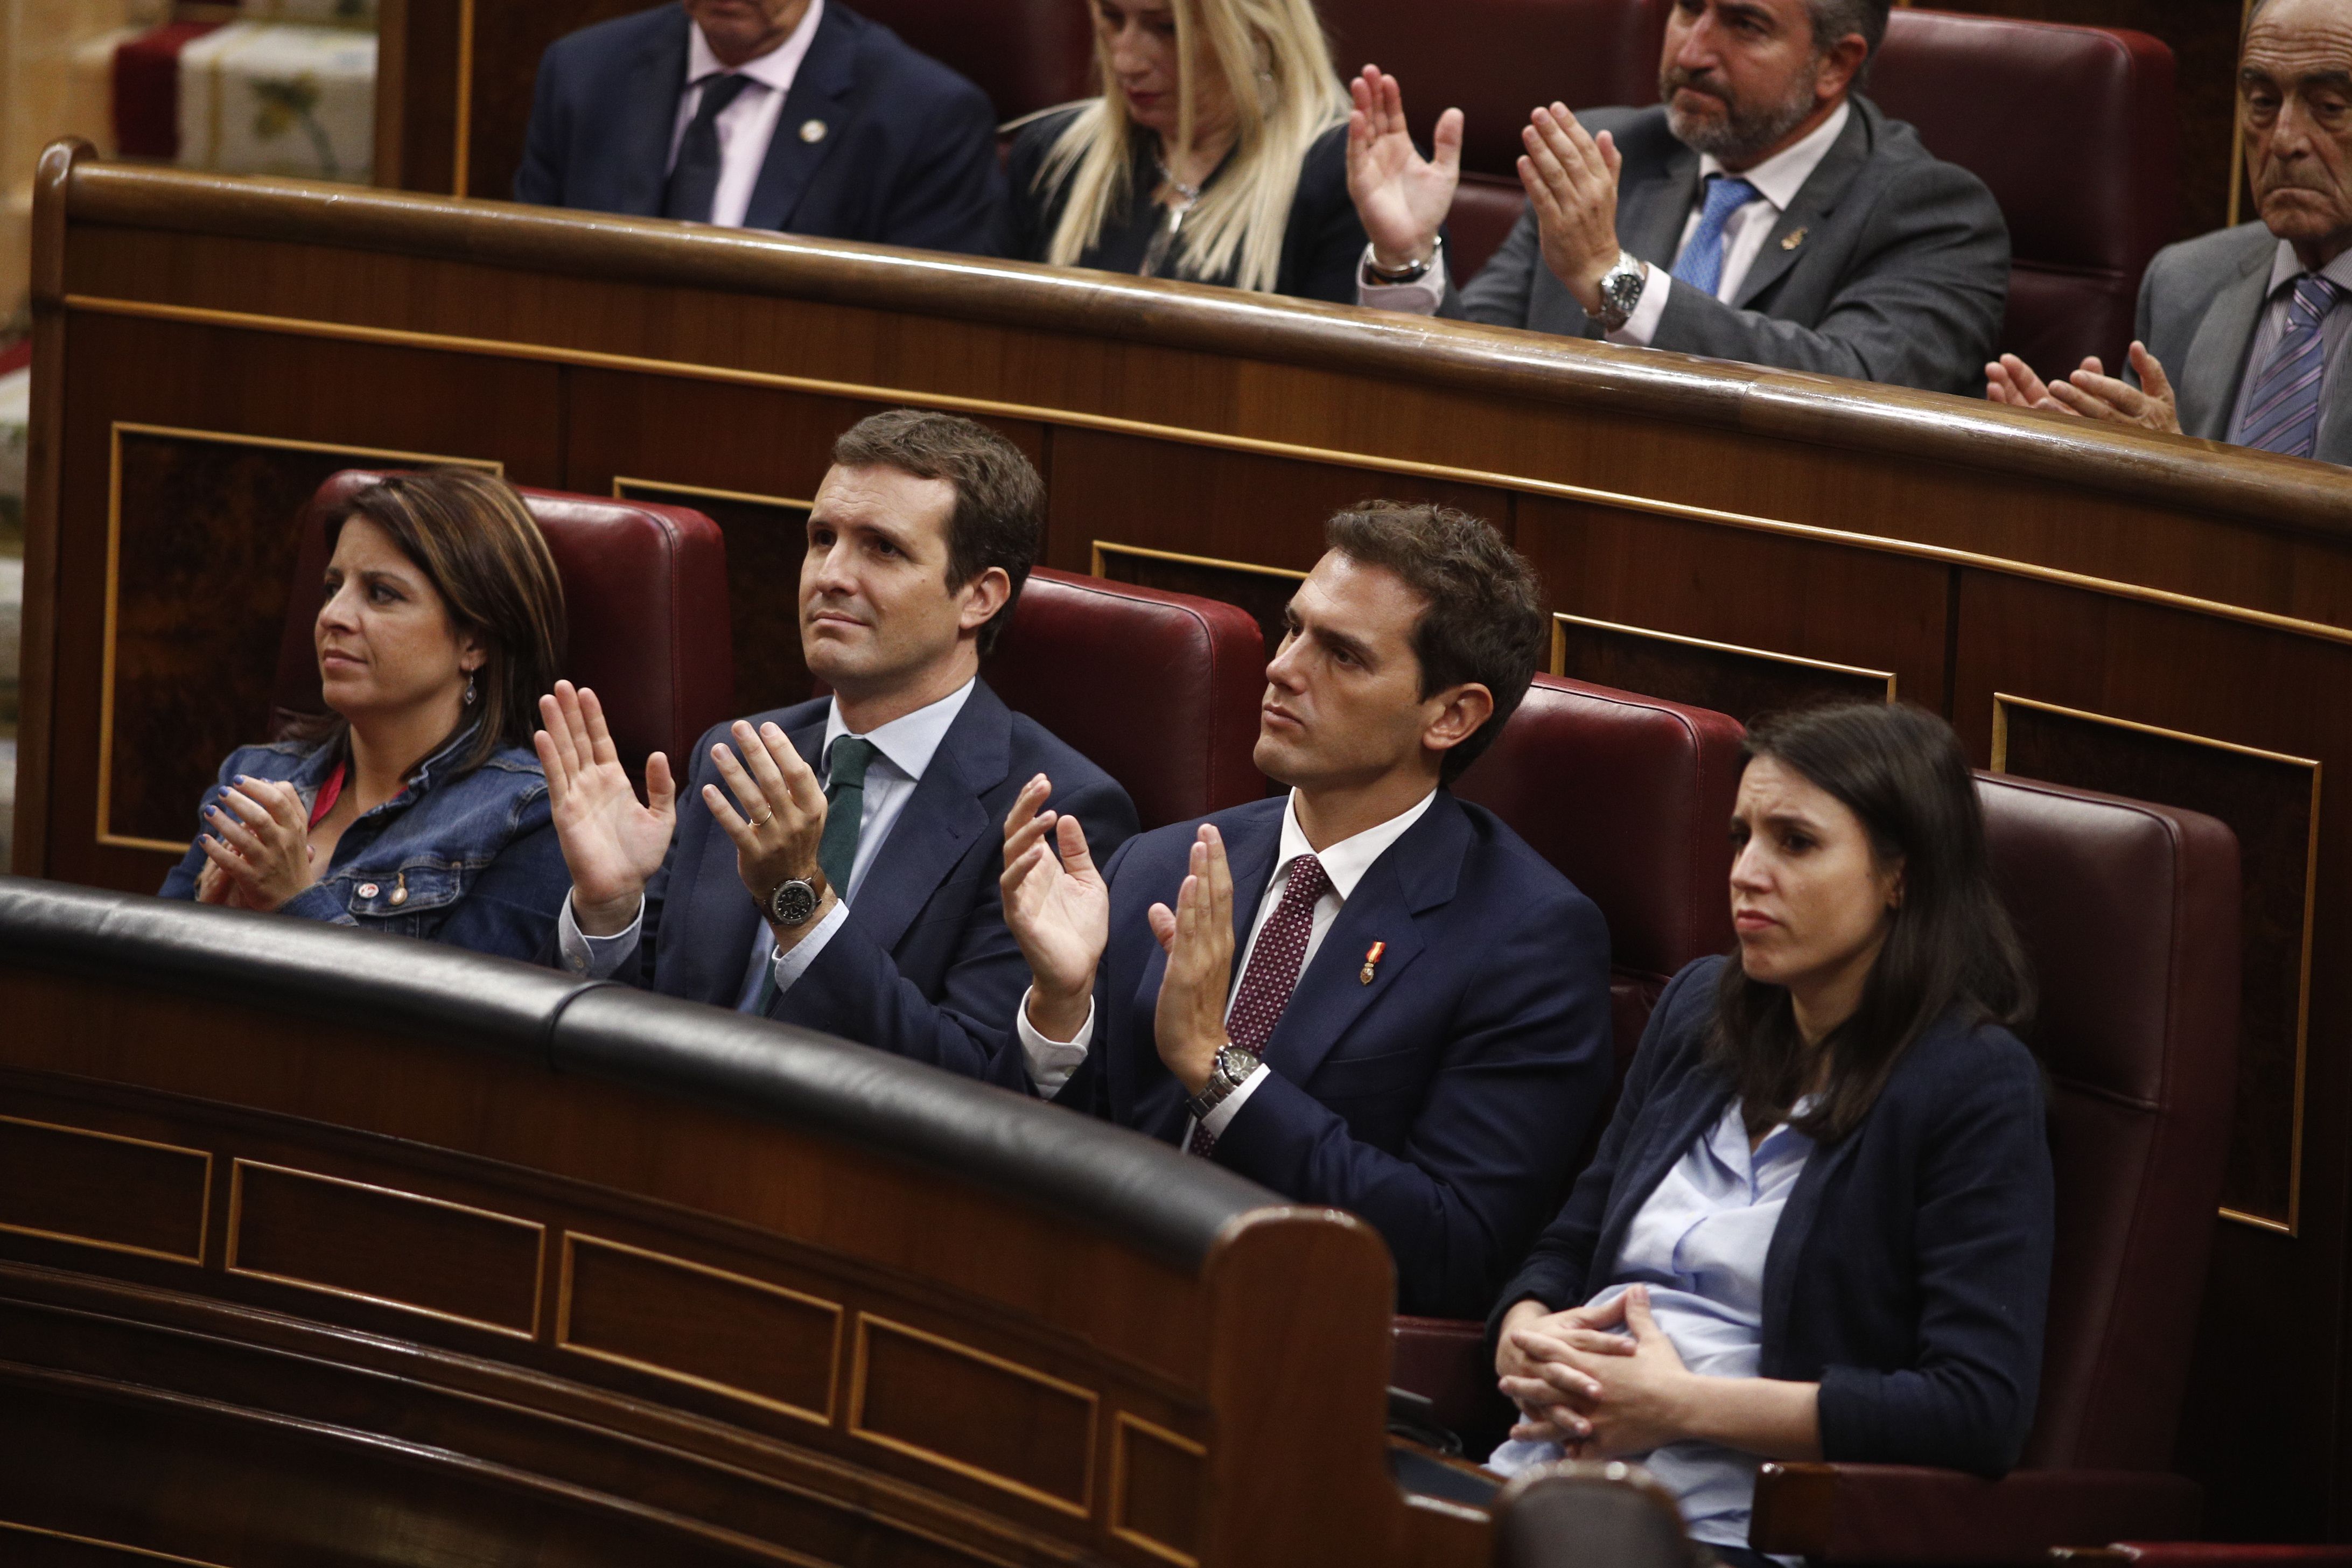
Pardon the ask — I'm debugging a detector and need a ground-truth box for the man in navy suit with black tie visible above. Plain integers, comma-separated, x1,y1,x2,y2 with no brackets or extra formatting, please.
1001,503,1614,1317
515,0,1006,255
536,410,1136,1086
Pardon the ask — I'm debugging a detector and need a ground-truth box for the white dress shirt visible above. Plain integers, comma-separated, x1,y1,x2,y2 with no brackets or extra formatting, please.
667,0,825,229
1357,99,1851,348
1018,787,1438,1149
557,677,975,1010
2225,240,2352,444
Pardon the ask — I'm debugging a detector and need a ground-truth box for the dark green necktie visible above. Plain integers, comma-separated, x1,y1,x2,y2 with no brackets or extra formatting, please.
752,735,879,1018
817,736,879,898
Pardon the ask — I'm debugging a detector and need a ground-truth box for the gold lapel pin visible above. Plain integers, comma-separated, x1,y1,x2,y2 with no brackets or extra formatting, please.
1360,941,1386,985
800,119,829,144
1780,227,1808,251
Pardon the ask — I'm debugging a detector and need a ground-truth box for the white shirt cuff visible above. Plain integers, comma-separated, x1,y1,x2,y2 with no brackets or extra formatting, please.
558,890,644,978
1193,1062,1270,1144
1018,985,1094,1095
1355,243,1448,316
1606,263,1669,347
761,898,849,1005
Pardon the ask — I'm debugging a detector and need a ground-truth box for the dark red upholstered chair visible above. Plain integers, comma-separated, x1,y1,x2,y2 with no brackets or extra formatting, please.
983,567,1265,832
1391,674,1745,1448
856,0,1094,122
271,471,735,780
1871,11,2177,382
1320,0,1672,281
1750,773,2239,1564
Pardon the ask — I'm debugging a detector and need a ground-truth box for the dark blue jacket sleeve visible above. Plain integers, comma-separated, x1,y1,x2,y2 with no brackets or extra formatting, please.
514,42,570,206
1044,830,1145,1120
774,775,1138,1088
1815,1033,2054,1474
1214,882,1616,1320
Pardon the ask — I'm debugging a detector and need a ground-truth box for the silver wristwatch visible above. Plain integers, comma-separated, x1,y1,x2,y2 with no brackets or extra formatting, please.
765,871,828,929
1592,249,1647,332
1362,235,1443,286
1186,1045,1261,1121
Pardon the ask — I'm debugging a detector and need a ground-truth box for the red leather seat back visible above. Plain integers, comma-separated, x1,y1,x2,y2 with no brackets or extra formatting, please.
1454,674,1744,1073
271,472,736,776
1871,11,2178,381
855,0,1095,122
1448,176,1528,285
1977,773,2239,1472
1322,0,1670,178
984,568,1266,831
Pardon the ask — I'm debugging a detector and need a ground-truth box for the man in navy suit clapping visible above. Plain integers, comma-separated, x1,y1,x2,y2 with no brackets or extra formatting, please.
1001,503,1614,1317
515,0,1006,255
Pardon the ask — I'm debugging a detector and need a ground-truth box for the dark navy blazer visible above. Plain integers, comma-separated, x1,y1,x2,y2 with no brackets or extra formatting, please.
514,1,1007,256
1055,790,1615,1319
1494,955,2055,1475
603,681,1136,1090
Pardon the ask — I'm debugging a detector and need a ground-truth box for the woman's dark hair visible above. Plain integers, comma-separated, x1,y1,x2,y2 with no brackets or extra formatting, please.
1710,701,2034,1145
302,469,567,777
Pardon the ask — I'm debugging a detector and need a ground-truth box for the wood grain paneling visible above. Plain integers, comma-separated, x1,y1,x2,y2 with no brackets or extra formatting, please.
1112,1413,1207,1567
617,480,815,717
558,1233,841,1425
1093,542,1303,662
1553,612,1896,724
851,1315,1098,1516
0,1117,209,1265
227,1161,545,1337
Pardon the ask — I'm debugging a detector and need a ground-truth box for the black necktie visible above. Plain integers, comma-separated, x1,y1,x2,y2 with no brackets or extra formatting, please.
662,73,756,223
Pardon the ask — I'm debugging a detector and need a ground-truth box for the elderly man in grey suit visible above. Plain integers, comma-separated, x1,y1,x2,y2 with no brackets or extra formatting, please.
1341,0,2008,395
1986,0,2352,464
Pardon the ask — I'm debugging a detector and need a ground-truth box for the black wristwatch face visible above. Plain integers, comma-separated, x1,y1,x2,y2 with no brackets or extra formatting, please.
767,878,820,927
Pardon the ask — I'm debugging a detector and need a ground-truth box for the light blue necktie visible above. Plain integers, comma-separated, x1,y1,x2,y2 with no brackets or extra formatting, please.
1671,174,1762,300
2240,275,2342,459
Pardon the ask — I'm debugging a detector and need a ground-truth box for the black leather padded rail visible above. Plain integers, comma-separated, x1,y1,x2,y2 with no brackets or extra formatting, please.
0,876,1278,1272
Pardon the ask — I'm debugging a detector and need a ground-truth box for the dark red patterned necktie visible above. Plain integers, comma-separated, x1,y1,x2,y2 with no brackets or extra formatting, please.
1189,853,1331,1156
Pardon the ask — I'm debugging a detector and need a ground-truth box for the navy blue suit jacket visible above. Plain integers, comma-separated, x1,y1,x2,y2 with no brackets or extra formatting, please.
1494,956,2055,1475
1055,791,1614,1318
612,681,1137,1088
514,1,1006,255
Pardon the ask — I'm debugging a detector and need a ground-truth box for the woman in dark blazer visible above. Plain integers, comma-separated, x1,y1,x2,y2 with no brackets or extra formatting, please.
1488,702,2052,1567
1003,0,1366,304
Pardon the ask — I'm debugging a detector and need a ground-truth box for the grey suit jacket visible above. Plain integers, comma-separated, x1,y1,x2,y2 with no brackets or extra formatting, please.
1445,95,2010,395
2132,221,2352,465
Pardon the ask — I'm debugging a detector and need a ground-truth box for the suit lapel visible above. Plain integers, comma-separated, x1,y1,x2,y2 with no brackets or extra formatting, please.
1257,795,1465,1089
842,684,1009,955
1731,103,1871,310
1621,151,1700,272
741,3,857,232
616,6,692,216
2180,243,2278,440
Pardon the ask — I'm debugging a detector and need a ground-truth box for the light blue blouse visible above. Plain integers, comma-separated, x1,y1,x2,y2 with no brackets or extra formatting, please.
1492,1096,1815,1556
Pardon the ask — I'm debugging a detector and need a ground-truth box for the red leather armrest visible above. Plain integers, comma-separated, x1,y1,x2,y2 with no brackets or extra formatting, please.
1749,1463,2202,1564
2056,1549,2352,1568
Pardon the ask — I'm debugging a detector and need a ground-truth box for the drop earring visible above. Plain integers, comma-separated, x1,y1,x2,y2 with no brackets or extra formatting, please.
464,670,478,706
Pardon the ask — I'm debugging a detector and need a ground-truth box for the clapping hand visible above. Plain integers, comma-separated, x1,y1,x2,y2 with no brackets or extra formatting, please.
1345,66,1462,275
197,776,318,912
1147,827,1236,1096
1986,342,2181,435
535,681,676,936
1000,775,1109,1041
702,719,832,943
1518,102,1625,317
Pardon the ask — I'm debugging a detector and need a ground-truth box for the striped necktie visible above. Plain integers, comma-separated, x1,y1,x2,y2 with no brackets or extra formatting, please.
2241,274,2343,459
1671,174,1762,299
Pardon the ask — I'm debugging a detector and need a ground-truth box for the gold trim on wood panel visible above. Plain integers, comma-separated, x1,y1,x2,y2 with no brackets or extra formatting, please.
225,1158,547,1337
1108,1411,1209,1568
613,477,816,510
61,292,2352,655
1550,611,1899,696
1090,541,1309,581
848,1313,1099,1518
0,1114,212,1265
0,1520,238,1566
554,1233,842,1427
97,423,501,853
1989,691,2319,1237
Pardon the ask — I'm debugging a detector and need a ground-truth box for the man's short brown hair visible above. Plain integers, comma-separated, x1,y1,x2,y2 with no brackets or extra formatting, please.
831,410,1044,653
1323,502,1548,783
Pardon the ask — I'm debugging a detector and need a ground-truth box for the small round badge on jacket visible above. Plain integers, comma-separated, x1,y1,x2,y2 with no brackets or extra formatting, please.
800,120,828,144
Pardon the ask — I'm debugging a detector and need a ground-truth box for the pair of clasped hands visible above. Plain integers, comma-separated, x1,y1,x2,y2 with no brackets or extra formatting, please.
1495,1287,1703,1459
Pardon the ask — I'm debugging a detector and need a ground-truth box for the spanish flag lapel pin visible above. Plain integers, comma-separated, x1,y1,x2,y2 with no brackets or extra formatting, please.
1360,941,1386,985
1781,226,1808,251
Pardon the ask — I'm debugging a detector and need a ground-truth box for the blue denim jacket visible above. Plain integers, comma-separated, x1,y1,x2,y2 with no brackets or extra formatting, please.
158,725,569,963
